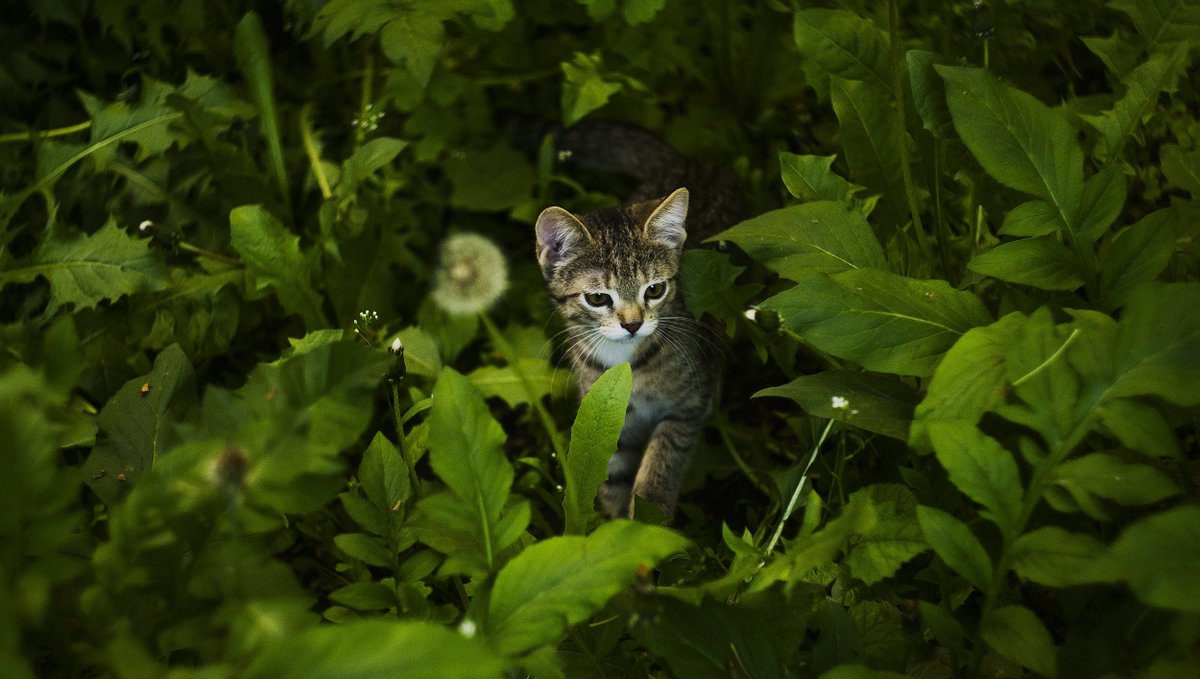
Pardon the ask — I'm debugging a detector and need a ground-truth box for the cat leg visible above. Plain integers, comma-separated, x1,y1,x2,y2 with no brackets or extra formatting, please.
599,446,640,518
629,417,700,518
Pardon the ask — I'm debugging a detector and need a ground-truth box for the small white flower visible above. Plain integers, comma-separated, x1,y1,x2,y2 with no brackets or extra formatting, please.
389,337,403,353
138,220,154,232
831,396,850,410
431,233,509,315
744,308,758,322
458,619,477,638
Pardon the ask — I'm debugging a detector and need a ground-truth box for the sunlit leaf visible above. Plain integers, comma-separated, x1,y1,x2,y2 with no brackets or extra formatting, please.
562,363,630,534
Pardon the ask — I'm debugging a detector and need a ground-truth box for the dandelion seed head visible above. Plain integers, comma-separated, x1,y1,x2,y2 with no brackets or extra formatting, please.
431,233,508,315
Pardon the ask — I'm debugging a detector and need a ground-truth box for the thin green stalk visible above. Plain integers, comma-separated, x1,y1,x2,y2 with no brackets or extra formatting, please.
888,0,931,260
716,412,770,497
354,53,375,151
299,104,333,199
178,241,244,267
931,139,953,282
1011,328,1081,388
0,120,91,143
764,418,835,556
479,312,566,460
390,381,421,496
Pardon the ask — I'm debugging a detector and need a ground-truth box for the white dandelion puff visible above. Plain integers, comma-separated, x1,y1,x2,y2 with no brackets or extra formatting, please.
431,233,509,315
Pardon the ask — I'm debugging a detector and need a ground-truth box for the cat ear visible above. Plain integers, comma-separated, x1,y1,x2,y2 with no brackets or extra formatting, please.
535,206,590,272
644,187,689,249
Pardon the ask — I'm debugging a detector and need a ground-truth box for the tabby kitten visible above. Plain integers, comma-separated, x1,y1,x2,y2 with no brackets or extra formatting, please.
535,187,718,518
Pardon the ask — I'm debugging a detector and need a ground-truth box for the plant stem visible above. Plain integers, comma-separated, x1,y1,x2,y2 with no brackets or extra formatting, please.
177,241,244,267
764,418,835,556
390,381,421,496
299,104,333,199
716,411,770,497
0,120,91,143
478,312,566,461
888,0,931,261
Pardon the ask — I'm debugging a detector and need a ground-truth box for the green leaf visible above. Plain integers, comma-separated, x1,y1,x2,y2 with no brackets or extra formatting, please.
819,666,908,679
1074,165,1127,244
563,363,630,534
1099,208,1179,311
831,78,910,230
792,9,891,92
755,370,918,441
906,50,954,139
928,422,1023,536
1082,45,1189,158
329,581,397,611
778,152,867,206
340,137,408,189
468,358,565,408
1048,453,1180,509
937,65,1083,223
1109,0,1199,52
230,205,326,328
486,520,689,656
842,484,927,585
1097,397,1181,458
1084,505,1200,612
917,602,964,652
917,505,992,592
0,218,167,316
762,268,992,377
561,52,623,126
981,605,1058,679
397,326,442,377
998,201,1064,238
911,312,1025,448
968,236,1085,291
678,250,763,336
1109,282,1200,406
335,532,393,567
83,344,197,505
359,431,412,517
245,620,506,679
623,0,665,24
234,12,289,200
443,142,535,211
411,368,522,575
710,201,887,281
380,11,444,88
1009,527,1106,587
1161,144,1200,196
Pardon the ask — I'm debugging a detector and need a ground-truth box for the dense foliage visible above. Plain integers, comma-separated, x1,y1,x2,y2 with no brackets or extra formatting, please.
1,0,1198,677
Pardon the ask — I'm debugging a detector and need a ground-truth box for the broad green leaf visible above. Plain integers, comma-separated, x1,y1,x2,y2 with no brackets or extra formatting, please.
998,308,1085,446
831,78,909,230
678,249,764,335
359,431,412,518
84,344,197,505
917,505,992,592
468,358,566,408
397,326,442,377
710,201,887,281
329,581,397,611
412,368,521,575
1109,283,1200,406
854,600,906,671
1098,208,1179,311
1048,453,1180,509
335,532,393,567
998,201,1064,238
793,9,891,92
1074,165,1127,243
756,499,876,588
918,602,964,652
623,0,665,24
1082,45,1189,158
755,370,918,441
563,363,630,534
0,219,167,316
340,136,408,189
1097,397,1181,458
1010,527,1106,587
245,620,506,679
230,205,326,328
938,65,1082,224
906,50,954,139
911,312,1025,448
1085,506,1200,612
842,484,927,585
968,236,1085,291
982,605,1058,679
928,422,1023,536
234,12,289,200
487,520,689,656
762,268,992,377
380,11,444,88
1161,144,1200,196
1109,0,1199,52
561,52,623,126
1081,33,1142,79
779,152,866,206
444,142,535,211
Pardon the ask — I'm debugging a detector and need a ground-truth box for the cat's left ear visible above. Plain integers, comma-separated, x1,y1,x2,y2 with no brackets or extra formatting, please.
644,187,689,250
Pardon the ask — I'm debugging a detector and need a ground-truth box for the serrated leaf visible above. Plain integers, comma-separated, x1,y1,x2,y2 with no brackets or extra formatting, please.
779,152,866,205
486,520,689,656
0,219,167,316
928,423,1023,536
561,52,623,126
1084,505,1200,612
1049,453,1180,508
678,249,763,336
467,358,565,408
245,620,506,679
83,344,197,505
710,201,887,281
968,236,1085,291
982,605,1058,679
843,484,927,585
755,370,918,441
380,11,443,87
793,9,891,92
1083,45,1189,158
917,505,992,592
1161,144,1200,196
1109,0,1200,52
1099,207,1179,311
1010,527,1106,587
230,204,326,328
234,12,289,200
563,363,630,534
831,78,909,230
762,268,992,377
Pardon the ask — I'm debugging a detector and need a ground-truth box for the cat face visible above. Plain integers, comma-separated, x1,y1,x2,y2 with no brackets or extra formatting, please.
535,188,689,363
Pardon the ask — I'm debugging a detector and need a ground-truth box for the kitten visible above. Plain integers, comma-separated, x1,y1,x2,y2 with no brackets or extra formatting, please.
535,187,719,518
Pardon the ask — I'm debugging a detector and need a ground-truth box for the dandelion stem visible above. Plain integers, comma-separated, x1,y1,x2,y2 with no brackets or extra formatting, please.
0,120,91,143
479,312,566,461
764,418,835,556
177,241,244,267
299,104,333,199
390,381,422,496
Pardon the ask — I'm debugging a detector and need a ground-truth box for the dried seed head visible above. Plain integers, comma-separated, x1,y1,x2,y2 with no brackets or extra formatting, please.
431,233,508,315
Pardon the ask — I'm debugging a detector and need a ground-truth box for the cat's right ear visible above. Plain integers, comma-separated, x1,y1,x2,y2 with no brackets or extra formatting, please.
535,207,590,273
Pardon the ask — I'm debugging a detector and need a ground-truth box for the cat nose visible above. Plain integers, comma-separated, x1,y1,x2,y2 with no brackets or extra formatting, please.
620,320,643,335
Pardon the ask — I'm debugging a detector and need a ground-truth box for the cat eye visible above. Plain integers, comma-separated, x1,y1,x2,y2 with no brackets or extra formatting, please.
644,282,667,301
583,292,612,307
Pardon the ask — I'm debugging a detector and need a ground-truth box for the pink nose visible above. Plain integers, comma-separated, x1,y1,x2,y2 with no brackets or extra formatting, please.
621,321,642,335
